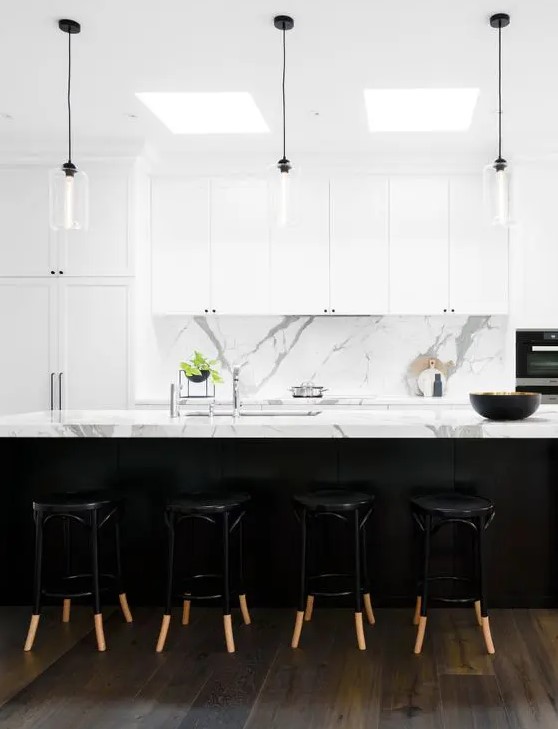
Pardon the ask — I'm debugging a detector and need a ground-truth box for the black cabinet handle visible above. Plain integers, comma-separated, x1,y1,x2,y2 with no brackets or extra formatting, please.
58,372,63,410
59,271,63,275
443,308,447,313
323,309,328,313
204,309,209,313
451,308,455,313
50,372,55,411
332,309,336,313
50,270,55,275
212,309,216,313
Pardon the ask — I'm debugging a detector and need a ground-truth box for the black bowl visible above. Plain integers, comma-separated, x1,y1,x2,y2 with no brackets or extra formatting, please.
469,392,541,421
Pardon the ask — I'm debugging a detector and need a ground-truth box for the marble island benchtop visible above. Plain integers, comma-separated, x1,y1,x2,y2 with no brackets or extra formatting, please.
1,406,558,438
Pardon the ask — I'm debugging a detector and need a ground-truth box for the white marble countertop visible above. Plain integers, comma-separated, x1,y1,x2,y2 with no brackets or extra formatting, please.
137,395,471,409
1,406,557,438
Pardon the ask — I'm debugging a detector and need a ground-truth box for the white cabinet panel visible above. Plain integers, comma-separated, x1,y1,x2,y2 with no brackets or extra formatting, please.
330,177,389,314
151,178,210,314
449,176,508,315
62,168,131,276
0,279,56,414
389,177,449,314
211,179,270,314
58,278,131,409
0,168,52,275
270,177,330,314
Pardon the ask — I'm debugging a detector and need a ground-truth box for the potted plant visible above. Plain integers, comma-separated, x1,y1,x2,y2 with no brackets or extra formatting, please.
180,351,224,384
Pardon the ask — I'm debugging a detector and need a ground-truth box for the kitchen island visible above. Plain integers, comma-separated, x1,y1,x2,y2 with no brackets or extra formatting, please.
0,407,556,611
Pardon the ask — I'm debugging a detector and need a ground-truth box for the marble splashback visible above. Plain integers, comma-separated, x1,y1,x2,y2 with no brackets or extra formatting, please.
136,315,511,402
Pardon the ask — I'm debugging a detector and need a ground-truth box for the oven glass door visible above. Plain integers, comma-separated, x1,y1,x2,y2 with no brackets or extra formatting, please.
518,344,558,378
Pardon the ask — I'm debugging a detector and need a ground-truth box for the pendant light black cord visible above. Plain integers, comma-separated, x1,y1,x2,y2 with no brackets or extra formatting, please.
498,23,502,160
67,29,72,164
281,26,287,161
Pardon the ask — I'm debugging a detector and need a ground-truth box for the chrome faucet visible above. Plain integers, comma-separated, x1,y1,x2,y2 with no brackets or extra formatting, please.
232,365,241,417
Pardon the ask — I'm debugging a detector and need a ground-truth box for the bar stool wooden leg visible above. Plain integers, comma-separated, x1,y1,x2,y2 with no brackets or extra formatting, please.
94,613,106,652
304,595,314,622
239,594,251,625
119,594,133,623
182,600,191,625
413,596,421,626
291,611,305,648
481,617,495,654
24,512,44,652
62,599,71,623
223,614,235,653
363,593,375,625
355,612,366,650
156,614,171,653
24,615,40,652
414,616,427,654
474,600,482,627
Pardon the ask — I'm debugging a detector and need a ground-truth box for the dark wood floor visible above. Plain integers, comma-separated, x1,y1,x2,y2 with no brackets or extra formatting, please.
1,606,558,728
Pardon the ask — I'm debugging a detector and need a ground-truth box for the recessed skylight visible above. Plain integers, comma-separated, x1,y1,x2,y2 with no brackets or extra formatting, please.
364,88,479,132
135,92,270,134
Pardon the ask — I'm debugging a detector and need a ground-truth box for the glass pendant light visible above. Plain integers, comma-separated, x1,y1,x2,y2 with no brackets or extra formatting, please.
271,15,297,227
484,13,511,227
49,19,89,232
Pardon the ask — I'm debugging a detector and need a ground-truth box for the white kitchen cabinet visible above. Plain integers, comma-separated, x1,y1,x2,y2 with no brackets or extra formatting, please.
389,177,450,314
62,166,132,276
330,176,389,314
449,176,508,315
0,278,57,414
210,179,270,314
0,168,53,276
270,177,330,314
151,177,210,314
58,278,132,409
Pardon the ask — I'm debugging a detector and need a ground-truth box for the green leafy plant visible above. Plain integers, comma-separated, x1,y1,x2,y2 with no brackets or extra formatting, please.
180,351,223,384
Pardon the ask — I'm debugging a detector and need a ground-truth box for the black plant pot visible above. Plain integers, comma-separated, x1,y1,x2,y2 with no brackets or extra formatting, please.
186,369,211,384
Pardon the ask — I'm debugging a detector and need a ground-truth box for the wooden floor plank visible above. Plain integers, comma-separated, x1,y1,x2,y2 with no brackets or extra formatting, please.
432,608,496,676
378,608,443,729
439,675,510,729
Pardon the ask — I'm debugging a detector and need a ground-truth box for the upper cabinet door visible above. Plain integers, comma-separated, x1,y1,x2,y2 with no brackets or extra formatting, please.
389,177,449,314
62,166,132,276
58,277,131,409
0,168,53,275
151,178,210,314
330,176,389,314
0,278,57,414
449,176,508,315
210,179,270,314
270,177,330,314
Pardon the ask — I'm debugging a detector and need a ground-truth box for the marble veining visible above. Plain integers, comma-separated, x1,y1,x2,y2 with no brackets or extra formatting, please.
1,407,557,439
136,315,510,403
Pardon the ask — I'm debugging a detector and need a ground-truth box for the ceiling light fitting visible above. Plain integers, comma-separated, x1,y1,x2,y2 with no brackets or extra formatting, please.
49,19,88,231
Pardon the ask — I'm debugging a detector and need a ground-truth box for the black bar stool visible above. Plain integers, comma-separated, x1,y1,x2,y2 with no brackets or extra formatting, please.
410,492,495,655
24,491,133,653
291,489,375,651
156,492,251,654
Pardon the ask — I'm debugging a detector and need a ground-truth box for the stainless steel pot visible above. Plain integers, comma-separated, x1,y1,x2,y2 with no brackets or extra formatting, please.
290,382,328,398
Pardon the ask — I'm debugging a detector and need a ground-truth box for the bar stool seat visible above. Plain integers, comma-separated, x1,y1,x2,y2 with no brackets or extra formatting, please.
156,491,251,655
24,490,133,653
291,488,376,651
411,491,495,656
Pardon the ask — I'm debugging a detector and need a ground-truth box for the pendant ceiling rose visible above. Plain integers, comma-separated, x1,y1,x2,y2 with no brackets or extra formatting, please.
58,19,81,34
489,13,510,29
274,15,294,31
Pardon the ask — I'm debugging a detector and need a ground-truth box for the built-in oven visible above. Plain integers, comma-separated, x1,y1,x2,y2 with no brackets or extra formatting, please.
516,330,558,403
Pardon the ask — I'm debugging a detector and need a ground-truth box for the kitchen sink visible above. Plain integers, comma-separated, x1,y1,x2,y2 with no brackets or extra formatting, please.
183,409,322,417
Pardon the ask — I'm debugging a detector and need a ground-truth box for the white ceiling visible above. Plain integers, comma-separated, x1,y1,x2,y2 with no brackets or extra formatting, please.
0,0,554,165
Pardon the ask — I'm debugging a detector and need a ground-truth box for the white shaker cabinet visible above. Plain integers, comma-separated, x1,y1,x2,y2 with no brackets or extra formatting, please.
0,278,57,414
449,176,508,315
0,168,53,276
58,278,132,410
62,166,133,276
270,177,330,314
151,178,210,314
330,176,389,314
210,179,270,314
389,177,450,314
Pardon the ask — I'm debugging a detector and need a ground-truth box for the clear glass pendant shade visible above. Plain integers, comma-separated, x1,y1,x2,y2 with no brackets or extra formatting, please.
268,160,299,228
49,165,89,231
483,161,512,227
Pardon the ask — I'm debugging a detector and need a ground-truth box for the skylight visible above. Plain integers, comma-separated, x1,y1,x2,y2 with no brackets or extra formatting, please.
135,92,270,134
364,88,480,132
